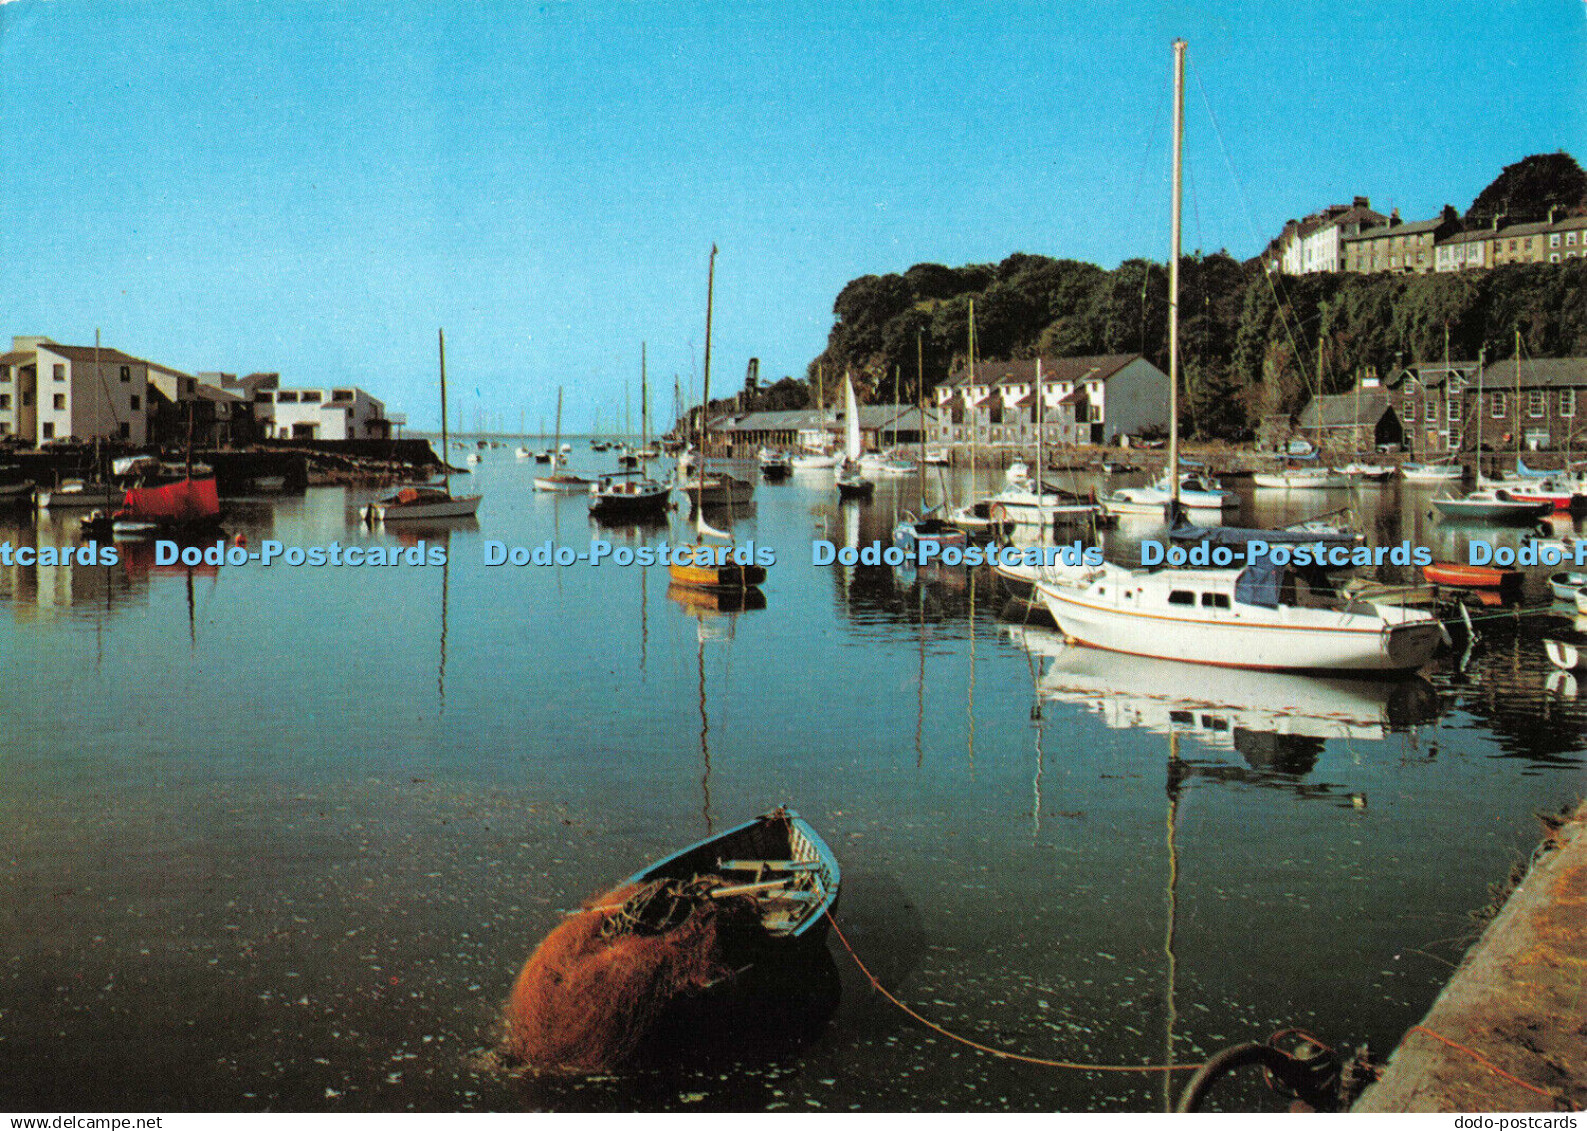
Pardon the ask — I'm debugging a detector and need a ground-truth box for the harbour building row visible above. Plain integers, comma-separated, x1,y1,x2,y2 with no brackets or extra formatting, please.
0,336,394,446
1265,198,1587,276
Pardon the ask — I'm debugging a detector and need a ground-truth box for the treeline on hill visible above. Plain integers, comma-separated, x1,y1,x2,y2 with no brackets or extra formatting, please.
723,151,1587,440
745,254,1587,441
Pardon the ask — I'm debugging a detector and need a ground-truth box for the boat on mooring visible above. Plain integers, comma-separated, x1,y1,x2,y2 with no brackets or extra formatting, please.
1032,40,1444,676
365,330,482,522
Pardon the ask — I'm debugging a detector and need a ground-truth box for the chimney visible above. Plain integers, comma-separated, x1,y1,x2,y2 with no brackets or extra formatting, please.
1491,213,1503,231
1548,205,1559,224
1353,195,1370,208
1389,208,1402,227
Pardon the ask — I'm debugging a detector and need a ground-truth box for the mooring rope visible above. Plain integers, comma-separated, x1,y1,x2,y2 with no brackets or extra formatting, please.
823,911,1202,1074
1407,1025,1559,1103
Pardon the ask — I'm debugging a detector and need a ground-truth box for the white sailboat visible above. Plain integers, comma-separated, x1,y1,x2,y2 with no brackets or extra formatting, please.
1033,41,1442,675
981,360,1110,527
534,387,596,493
835,372,875,499
364,330,482,522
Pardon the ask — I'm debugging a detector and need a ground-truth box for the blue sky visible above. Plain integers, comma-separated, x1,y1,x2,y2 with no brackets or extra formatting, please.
2,1,1583,432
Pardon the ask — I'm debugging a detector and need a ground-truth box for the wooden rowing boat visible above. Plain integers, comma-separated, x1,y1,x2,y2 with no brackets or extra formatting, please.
621,807,840,945
1422,561,1523,590
501,807,840,1074
1548,571,1587,601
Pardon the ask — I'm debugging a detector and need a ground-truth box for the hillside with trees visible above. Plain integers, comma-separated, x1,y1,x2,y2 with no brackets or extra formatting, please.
760,152,1587,441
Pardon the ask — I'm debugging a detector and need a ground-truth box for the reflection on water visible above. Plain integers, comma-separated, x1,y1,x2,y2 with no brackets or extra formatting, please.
1,457,1584,1112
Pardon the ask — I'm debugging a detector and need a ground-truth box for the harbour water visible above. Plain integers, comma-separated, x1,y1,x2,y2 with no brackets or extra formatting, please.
2,451,1583,1112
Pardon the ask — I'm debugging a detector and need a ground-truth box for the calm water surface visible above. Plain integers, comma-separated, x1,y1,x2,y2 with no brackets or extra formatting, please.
1,451,1582,1112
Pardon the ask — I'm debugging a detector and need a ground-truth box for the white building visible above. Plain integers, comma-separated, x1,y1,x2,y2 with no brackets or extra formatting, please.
253,385,388,440
0,337,148,444
1268,197,1387,275
934,354,1170,448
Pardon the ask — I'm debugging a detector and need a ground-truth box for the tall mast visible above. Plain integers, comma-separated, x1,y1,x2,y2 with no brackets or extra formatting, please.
968,299,978,494
640,342,649,450
1168,38,1185,511
1035,356,1045,536
698,244,716,516
439,328,449,491
1515,326,1522,468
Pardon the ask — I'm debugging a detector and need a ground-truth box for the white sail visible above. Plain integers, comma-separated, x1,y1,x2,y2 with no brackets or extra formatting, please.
843,373,862,460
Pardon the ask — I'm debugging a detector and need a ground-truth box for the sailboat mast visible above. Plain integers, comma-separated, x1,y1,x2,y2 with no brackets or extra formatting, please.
1035,356,1044,503
698,245,716,515
439,328,449,491
1168,38,1185,511
1515,326,1522,468
641,342,649,450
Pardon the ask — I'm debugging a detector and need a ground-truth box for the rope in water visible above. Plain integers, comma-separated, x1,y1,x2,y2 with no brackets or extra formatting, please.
823,911,1202,1074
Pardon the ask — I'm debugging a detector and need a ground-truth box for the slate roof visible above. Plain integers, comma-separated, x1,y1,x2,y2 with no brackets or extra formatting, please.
1472,358,1587,390
942,353,1141,389
1297,390,1395,429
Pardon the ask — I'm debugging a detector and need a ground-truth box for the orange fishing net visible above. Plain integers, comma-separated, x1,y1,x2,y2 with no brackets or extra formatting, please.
501,880,753,1074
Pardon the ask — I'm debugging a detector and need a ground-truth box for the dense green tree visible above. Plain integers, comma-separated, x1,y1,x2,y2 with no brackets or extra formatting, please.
1466,151,1587,227
803,250,1587,443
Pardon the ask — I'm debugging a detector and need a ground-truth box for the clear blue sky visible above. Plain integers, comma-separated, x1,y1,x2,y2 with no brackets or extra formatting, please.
2,0,1583,432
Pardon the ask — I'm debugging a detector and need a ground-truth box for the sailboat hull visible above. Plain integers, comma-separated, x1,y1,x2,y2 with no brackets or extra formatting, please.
370,493,481,520
668,561,767,591
1036,568,1443,674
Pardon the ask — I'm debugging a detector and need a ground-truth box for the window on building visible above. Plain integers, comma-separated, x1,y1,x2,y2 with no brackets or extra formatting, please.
277,391,298,403
42,422,54,438
1551,233,1562,248
302,391,322,403
53,364,65,381
1425,398,1437,421
1569,232,1579,246
22,391,31,407
1553,254,1561,263
120,365,131,382
130,395,140,411
52,394,65,410
1492,392,1507,418
0,394,9,409
1529,389,1545,417
0,367,9,382
1510,239,1518,251
254,392,272,403
1561,390,1576,418
331,389,353,402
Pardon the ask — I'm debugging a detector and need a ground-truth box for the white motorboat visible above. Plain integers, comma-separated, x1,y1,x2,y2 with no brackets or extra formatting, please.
1104,473,1235,515
37,479,117,509
1030,41,1443,677
1034,560,1443,674
790,450,840,470
367,484,482,520
1400,462,1465,483
1252,466,1352,489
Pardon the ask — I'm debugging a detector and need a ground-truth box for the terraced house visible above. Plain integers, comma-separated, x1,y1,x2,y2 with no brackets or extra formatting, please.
932,353,1169,449
1341,207,1462,274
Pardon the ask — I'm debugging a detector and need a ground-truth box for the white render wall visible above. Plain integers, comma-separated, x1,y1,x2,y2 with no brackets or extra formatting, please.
32,345,147,444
